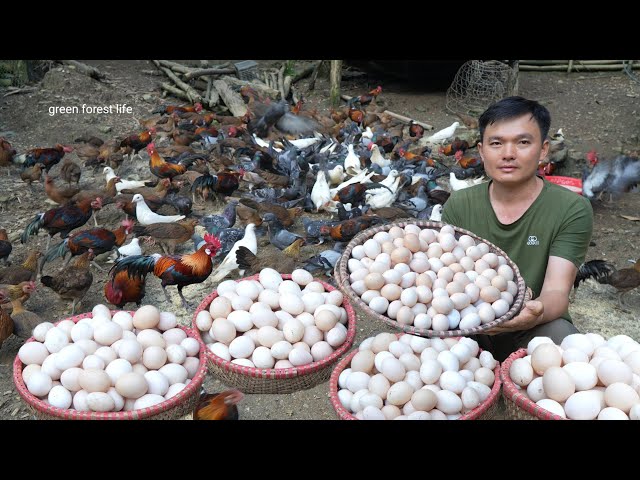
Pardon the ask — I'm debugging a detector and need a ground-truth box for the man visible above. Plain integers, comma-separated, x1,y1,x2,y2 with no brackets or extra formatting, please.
441,96,593,361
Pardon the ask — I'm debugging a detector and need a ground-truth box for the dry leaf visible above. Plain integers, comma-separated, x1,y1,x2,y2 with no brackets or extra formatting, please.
620,215,640,221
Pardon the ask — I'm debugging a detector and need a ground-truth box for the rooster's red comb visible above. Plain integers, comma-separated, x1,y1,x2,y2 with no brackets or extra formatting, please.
204,233,221,250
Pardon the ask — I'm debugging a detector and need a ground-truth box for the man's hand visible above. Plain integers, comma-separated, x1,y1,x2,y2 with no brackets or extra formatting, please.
483,300,544,335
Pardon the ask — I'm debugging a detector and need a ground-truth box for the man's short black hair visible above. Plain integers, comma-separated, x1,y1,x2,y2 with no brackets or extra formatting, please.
479,96,551,143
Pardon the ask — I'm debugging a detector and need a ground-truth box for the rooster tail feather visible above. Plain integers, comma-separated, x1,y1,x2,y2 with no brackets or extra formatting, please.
235,246,256,271
43,239,69,265
574,259,617,288
111,254,156,280
21,213,44,244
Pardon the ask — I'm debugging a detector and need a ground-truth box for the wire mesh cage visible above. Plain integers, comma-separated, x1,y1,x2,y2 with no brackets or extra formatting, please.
445,60,518,116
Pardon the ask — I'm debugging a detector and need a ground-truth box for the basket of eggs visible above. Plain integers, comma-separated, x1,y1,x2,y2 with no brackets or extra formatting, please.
329,332,502,420
500,333,640,420
13,304,207,420
334,220,527,338
192,268,357,394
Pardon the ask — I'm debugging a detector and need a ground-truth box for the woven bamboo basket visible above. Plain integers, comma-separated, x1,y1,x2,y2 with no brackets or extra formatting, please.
334,220,527,338
329,333,502,420
192,274,357,394
13,310,208,420
500,348,565,420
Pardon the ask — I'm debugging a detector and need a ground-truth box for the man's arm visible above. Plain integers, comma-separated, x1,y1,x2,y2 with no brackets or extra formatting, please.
485,256,577,334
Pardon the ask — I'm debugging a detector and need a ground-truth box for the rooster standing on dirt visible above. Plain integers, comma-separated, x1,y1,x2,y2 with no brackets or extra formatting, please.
573,259,640,311
110,234,222,309
193,389,244,420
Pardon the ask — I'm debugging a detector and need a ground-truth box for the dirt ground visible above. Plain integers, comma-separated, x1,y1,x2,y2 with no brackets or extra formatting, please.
0,60,639,420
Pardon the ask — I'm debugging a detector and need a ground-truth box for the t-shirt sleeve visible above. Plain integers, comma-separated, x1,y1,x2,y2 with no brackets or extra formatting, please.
549,196,593,268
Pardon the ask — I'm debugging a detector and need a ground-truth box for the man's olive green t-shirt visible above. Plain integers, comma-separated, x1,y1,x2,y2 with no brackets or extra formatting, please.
441,178,593,322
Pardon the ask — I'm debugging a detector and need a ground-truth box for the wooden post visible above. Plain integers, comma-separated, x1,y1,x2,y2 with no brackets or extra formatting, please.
330,60,343,108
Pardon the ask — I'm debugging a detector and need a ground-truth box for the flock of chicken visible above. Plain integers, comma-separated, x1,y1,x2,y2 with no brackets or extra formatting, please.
0,84,639,357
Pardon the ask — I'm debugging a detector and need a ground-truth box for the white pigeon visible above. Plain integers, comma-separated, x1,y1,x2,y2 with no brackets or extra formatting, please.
328,165,346,186
132,193,185,225
429,204,443,221
425,121,460,144
209,224,258,283
104,167,151,193
344,144,362,176
369,144,391,168
107,237,142,263
330,168,374,196
311,170,331,212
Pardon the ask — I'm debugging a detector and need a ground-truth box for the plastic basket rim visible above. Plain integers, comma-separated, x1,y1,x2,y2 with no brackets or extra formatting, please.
334,219,527,338
13,310,207,420
499,348,566,420
328,333,502,420
192,273,357,379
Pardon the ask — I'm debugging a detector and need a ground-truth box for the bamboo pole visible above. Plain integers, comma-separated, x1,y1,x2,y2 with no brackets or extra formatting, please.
520,63,640,71
329,60,343,108
520,60,625,65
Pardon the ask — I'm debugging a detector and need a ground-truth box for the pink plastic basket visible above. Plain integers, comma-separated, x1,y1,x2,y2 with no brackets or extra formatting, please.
13,310,207,420
192,273,357,394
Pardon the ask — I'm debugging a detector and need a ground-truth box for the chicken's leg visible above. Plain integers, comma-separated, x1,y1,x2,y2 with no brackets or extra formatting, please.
71,298,77,315
177,286,191,310
161,285,173,304
617,291,631,313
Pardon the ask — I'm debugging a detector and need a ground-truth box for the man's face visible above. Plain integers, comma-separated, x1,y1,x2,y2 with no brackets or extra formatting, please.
478,114,549,187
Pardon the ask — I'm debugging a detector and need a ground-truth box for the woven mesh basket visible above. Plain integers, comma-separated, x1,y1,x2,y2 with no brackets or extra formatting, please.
192,274,357,394
500,348,565,420
329,333,502,420
334,220,526,338
13,310,207,420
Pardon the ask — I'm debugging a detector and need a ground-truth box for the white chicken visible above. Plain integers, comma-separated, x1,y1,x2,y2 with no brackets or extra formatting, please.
344,144,362,177
132,194,185,225
365,176,402,209
311,170,332,212
107,237,142,263
429,204,443,221
104,167,151,193
328,165,346,186
330,169,374,197
209,223,257,283
369,144,391,168
425,122,460,144
448,172,488,191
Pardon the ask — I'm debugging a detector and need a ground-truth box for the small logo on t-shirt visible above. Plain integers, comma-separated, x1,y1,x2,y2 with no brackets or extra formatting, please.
527,235,539,246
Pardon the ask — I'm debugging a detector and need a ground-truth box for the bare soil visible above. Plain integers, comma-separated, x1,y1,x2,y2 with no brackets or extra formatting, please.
0,60,639,420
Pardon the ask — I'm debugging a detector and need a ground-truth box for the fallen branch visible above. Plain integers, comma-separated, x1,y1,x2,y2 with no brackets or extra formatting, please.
2,86,37,97
341,94,433,130
277,64,286,100
290,84,300,105
58,60,106,81
160,82,191,101
140,69,163,76
155,60,195,74
283,75,293,100
212,79,247,117
153,60,203,104
184,66,235,80
220,75,280,100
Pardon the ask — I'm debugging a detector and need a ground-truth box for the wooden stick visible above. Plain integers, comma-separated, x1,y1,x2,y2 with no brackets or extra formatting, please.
184,67,236,80
2,86,37,97
292,61,320,84
160,82,190,101
220,75,280,99
140,69,163,76
329,60,343,108
520,60,624,65
340,94,433,130
291,84,300,105
153,60,203,104
308,60,323,91
155,60,195,74
58,60,106,81
212,79,247,117
277,64,286,100
520,63,640,71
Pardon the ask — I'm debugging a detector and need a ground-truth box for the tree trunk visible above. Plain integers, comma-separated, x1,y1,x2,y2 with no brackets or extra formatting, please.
329,60,343,108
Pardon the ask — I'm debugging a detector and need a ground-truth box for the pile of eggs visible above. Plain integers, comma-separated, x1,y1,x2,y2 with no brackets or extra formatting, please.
335,332,498,420
195,268,350,369
17,304,201,413
509,333,640,420
347,224,518,331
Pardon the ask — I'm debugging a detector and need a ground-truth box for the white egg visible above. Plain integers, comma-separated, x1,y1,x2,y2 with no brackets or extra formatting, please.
111,311,134,332
18,342,50,366
82,355,105,371
536,398,566,418
144,370,170,396
158,363,188,385
26,371,53,397
92,304,112,319
564,390,602,419
33,322,55,342
132,305,161,330
289,347,313,366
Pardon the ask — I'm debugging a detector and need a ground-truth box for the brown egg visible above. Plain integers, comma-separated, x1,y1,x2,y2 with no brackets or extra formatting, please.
491,275,508,292
449,263,464,274
404,233,421,253
381,241,395,255
531,343,562,375
381,284,402,301
446,281,465,296
391,247,412,265
396,306,415,325
480,285,501,303
364,273,385,290
427,244,443,259
393,237,405,248
437,266,454,282
416,273,433,288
